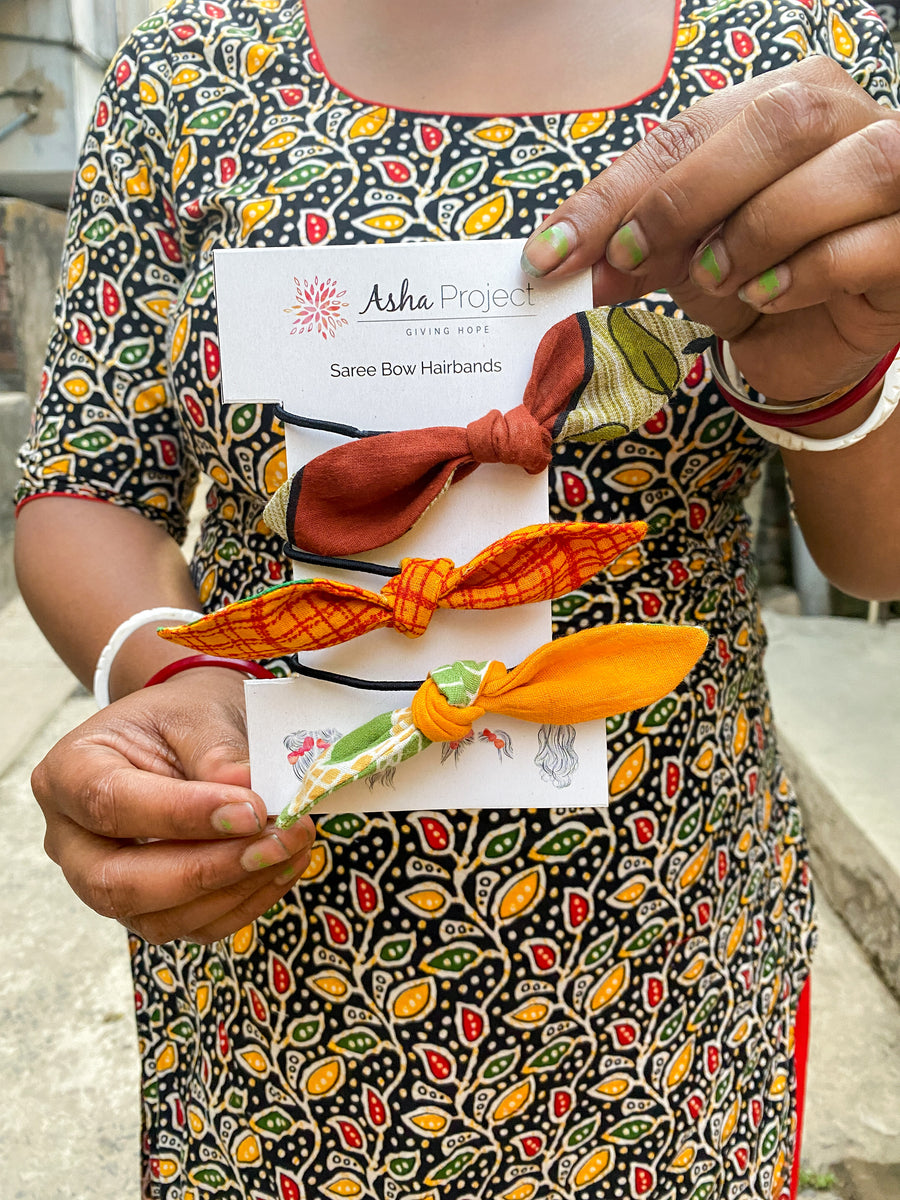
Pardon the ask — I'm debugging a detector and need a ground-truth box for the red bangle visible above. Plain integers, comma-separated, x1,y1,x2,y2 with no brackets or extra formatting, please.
715,339,900,429
143,654,275,689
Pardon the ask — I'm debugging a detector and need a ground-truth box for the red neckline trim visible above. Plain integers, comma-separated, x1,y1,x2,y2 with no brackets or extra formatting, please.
301,0,683,120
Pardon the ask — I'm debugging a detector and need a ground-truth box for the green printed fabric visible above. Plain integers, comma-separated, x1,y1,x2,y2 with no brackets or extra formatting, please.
553,307,712,443
278,660,492,825
279,707,429,825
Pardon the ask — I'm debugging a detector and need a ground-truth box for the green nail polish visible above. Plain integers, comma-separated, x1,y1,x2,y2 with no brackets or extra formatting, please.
757,267,781,298
537,224,570,258
700,243,724,284
739,265,790,310
521,220,575,277
616,223,645,268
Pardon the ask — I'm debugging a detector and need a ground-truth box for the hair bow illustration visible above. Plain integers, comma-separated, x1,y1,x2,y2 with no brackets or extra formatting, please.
277,622,708,824
158,520,646,657
264,305,713,556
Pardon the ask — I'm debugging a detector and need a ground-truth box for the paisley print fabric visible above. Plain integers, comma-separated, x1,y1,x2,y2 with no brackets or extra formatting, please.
16,3,899,1198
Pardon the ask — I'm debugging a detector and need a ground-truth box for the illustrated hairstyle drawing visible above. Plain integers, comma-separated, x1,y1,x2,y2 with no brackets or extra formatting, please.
534,723,579,788
284,728,343,782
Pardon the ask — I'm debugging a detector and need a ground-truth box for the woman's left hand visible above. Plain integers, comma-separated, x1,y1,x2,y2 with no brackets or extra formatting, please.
521,54,900,402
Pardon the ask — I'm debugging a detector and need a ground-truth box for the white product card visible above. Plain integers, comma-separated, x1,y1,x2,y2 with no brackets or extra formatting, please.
213,241,606,817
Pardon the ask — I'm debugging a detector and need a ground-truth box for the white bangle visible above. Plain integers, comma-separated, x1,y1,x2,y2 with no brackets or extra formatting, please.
92,606,205,707
741,350,900,452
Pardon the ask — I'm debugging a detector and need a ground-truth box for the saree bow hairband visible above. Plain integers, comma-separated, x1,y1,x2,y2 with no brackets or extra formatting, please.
159,520,647,657
277,622,708,825
264,305,713,556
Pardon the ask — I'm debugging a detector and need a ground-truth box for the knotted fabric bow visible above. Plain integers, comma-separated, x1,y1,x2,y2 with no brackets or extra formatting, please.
159,521,646,657
277,622,708,825
264,305,712,556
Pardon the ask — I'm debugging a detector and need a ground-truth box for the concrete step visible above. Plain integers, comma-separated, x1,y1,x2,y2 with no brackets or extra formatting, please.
766,610,900,1195
0,594,82,779
763,611,900,1002
0,693,137,1199
799,887,900,1192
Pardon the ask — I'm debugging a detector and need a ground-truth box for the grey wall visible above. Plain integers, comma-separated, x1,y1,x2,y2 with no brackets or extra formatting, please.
0,197,66,607
0,0,159,208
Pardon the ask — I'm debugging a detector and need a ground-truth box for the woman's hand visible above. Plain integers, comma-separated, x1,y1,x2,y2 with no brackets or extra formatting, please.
522,55,900,402
31,668,315,945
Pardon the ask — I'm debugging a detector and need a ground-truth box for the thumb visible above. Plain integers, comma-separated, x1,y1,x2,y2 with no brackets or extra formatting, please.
198,750,252,790
158,683,254,786
183,725,252,788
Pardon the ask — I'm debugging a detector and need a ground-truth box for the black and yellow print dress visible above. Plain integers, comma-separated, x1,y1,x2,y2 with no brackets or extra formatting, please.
17,3,899,1198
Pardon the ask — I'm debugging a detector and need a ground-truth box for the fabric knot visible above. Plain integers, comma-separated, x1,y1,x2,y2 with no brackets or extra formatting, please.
278,625,711,822
411,678,485,743
465,405,552,474
382,556,456,637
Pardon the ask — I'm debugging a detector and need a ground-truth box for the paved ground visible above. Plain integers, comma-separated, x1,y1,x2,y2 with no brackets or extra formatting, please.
0,600,897,1198
764,612,900,1001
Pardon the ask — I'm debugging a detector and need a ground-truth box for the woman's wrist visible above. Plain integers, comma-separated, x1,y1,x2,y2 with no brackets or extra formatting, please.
144,661,257,695
106,627,198,703
776,382,883,441
709,338,900,454
711,339,898,428
143,655,274,690
96,605,206,705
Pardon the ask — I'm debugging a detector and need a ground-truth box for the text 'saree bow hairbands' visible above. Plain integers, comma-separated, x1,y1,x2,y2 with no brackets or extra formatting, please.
162,305,714,820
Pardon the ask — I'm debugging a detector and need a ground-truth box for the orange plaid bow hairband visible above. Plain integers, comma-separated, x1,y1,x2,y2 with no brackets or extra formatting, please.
159,520,647,658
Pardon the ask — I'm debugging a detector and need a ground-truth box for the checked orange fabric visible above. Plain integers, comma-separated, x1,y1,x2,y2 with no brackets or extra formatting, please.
158,520,646,658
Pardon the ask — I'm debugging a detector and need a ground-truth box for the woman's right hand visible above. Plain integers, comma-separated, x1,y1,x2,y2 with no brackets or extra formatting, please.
31,668,316,944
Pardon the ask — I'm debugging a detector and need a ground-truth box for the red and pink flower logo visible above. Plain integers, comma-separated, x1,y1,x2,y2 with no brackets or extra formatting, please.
285,275,348,339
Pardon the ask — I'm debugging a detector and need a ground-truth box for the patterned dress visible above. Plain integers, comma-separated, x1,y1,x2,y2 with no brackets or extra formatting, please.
16,3,899,1198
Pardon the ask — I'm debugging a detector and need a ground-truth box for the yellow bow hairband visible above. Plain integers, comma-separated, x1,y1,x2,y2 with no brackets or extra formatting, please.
277,622,708,824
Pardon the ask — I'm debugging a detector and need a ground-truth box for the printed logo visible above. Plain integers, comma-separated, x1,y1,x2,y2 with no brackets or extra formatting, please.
285,275,349,340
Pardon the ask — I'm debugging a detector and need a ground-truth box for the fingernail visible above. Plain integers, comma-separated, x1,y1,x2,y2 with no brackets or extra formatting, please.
606,221,648,272
240,833,290,872
275,863,295,885
692,239,730,290
739,264,790,309
211,802,261,835
521,221,576,277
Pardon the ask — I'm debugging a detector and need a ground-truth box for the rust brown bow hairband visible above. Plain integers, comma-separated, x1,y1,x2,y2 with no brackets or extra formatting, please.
263,305,713,556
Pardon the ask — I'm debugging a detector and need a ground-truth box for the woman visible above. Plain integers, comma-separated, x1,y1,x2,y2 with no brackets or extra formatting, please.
15,1,900,1196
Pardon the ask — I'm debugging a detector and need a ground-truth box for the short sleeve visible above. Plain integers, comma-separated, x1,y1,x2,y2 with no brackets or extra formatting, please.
15,24,198,543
